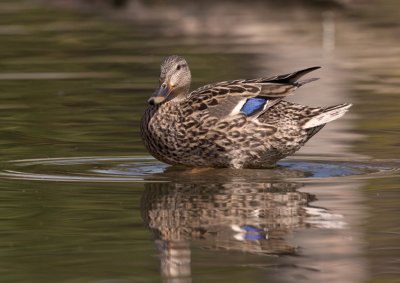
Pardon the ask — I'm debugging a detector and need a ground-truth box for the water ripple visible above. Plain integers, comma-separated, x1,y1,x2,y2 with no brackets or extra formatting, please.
0,156,397,183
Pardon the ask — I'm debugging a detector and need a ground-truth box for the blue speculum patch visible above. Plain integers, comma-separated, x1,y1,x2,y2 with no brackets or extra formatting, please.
240,97,268,116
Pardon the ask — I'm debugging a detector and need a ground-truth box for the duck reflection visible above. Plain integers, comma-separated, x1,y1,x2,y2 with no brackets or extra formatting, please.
140,167,347,281
142,181,314,255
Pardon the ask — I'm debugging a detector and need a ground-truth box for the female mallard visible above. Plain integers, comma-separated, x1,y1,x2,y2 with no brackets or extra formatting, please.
141,55,351,169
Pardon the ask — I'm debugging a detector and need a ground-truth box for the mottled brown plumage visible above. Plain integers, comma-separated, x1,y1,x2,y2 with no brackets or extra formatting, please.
140,55,351,168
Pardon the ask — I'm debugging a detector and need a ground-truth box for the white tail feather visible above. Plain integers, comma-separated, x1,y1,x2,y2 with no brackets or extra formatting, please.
303,103,352,129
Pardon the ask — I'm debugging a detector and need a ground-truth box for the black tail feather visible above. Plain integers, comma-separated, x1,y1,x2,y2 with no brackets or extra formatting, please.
305,124,326,142
296,77,319,87
265,66,321,85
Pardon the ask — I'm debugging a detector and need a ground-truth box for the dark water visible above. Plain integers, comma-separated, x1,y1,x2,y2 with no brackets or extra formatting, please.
0,1,399,282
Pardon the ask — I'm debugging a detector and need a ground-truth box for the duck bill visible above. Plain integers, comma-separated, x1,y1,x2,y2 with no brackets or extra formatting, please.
148,83,174,105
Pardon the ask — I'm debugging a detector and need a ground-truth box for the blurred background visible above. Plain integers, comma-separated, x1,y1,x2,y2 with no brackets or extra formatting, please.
0,0,399,282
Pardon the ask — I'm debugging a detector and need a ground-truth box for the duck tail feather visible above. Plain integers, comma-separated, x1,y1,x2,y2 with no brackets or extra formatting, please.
302,103,352,129
295,77,319,87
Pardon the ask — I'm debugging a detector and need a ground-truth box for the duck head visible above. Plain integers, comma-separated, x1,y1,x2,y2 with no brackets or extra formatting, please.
148,55,192,105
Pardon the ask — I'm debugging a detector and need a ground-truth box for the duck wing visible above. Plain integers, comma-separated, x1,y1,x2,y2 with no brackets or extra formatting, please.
188,66,320,119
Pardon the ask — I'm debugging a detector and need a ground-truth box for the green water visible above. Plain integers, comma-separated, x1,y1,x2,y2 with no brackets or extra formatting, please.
0,1,399,282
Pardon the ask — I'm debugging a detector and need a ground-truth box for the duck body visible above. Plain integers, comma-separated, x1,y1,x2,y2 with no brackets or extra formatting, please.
141,56,351,169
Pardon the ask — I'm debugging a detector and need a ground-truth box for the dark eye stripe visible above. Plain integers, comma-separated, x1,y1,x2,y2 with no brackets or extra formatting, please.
176,63,187,71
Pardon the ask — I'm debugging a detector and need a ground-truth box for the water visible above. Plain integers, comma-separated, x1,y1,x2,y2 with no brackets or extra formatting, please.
0,0,399,282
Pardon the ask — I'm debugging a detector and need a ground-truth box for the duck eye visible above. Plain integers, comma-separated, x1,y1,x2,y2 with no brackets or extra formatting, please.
161,83,167,89
176,64,181,71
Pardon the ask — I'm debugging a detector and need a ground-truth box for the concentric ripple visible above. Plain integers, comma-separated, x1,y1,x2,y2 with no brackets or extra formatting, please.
0,156,397,182
0,156,168,182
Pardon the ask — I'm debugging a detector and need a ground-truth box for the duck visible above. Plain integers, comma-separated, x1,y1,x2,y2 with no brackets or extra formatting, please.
140,55,351,169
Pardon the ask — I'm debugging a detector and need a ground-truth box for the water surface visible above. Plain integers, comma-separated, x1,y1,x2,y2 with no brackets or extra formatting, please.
0,1,399,282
